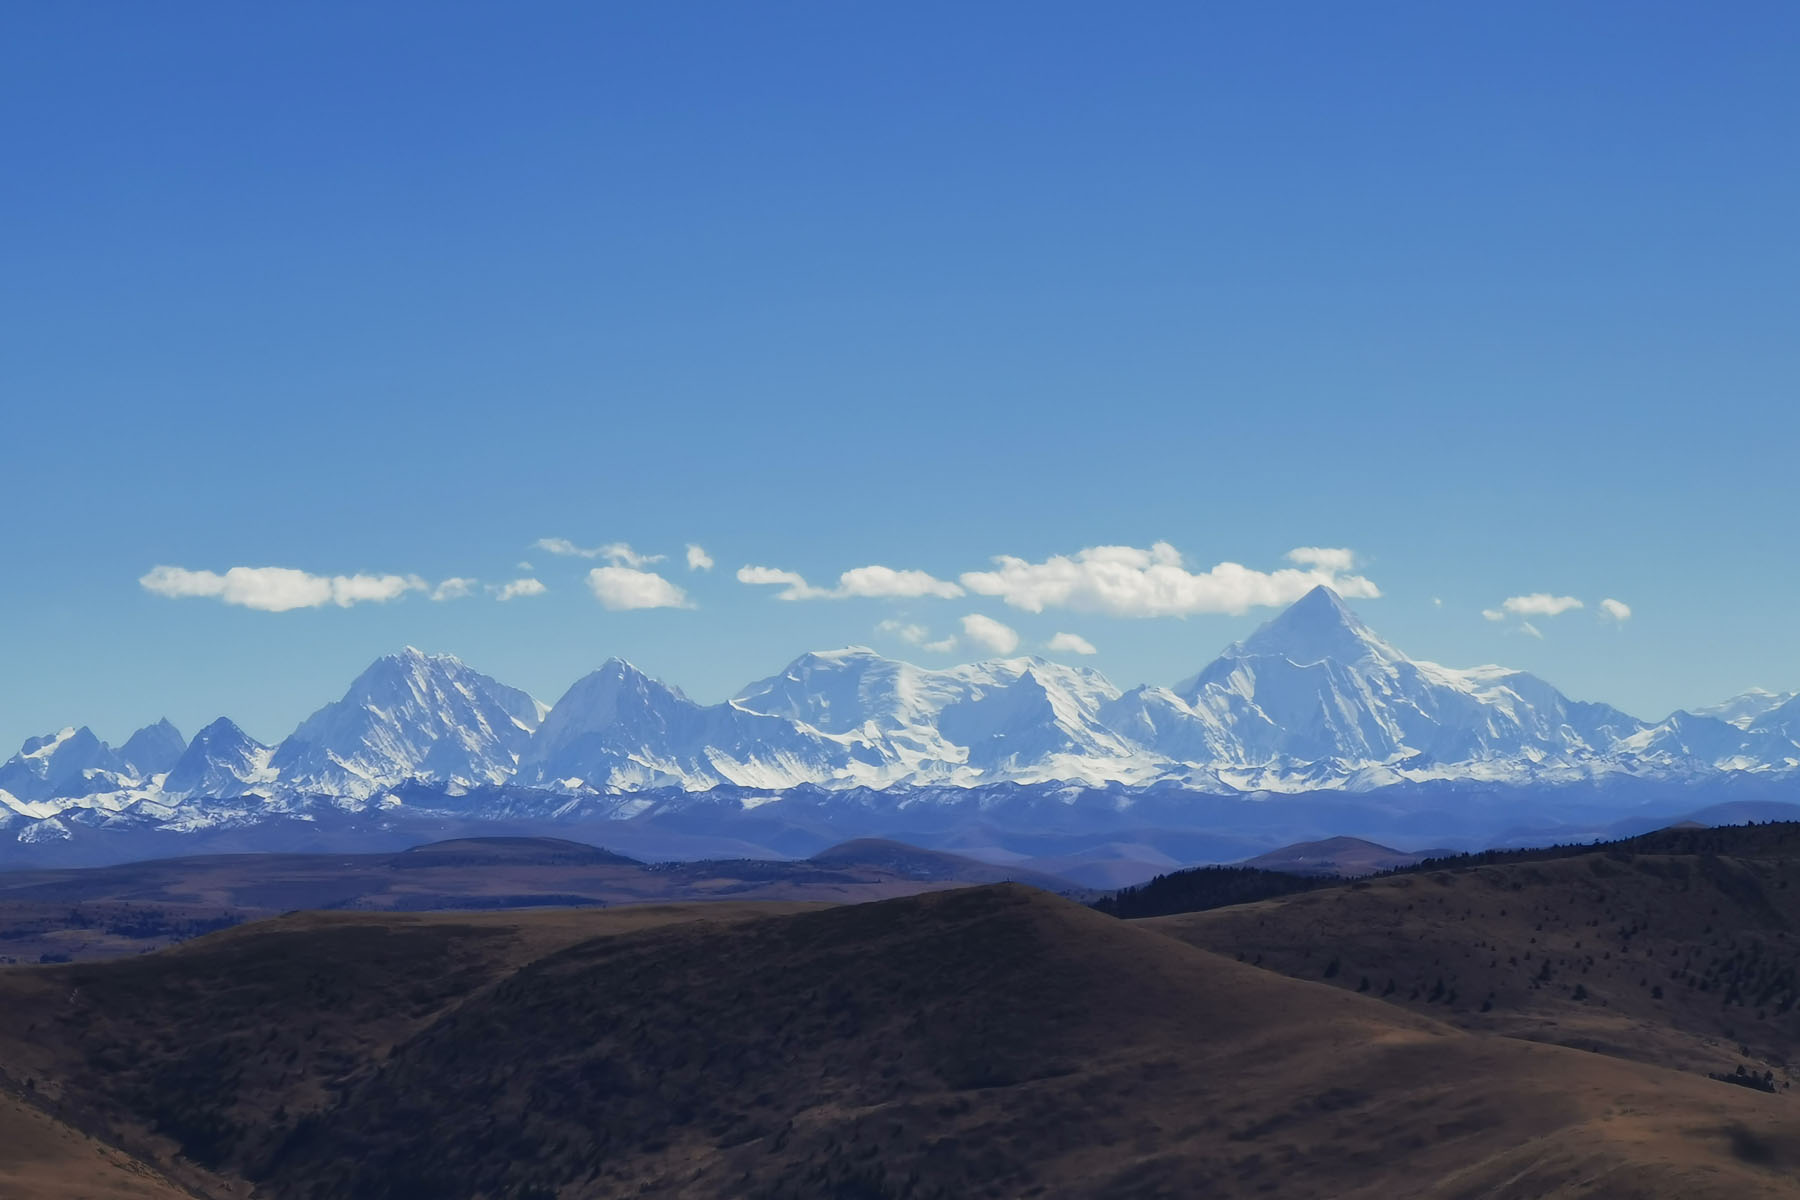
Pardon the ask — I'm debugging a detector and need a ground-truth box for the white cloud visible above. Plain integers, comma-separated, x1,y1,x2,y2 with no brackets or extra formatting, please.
586,566,691,611
876,619,932,645
1520,621,1544,639
1432,597,1443,607
686,544,714,572
1599,597,1632,622
836,565,963,600
1501,593,1584,617
737,565,833,600
516,561,534,571
493,578,547,601
961,613,1020,655
1482,609,1506,622
1047,631,1098,656
875,620,959,654
535,538,665,567
1285,546,1357,572
431,577,477,602
535,537,596,558
738,563,959,601
140,565,426,612
959,543,1379,617
601,543,664,568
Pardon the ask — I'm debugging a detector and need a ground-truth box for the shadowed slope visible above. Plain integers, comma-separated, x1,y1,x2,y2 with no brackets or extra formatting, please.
3,886,1798,1197
1144,830,1800,1082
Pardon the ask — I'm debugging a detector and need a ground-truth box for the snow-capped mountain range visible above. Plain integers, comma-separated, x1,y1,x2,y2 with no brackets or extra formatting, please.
4,587,1797,849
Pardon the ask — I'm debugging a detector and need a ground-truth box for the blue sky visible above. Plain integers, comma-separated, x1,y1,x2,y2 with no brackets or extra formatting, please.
3,2,1797,750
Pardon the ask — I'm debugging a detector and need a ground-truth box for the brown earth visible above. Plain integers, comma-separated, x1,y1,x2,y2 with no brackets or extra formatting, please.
0,1093,191,1200
2,883,1799,1198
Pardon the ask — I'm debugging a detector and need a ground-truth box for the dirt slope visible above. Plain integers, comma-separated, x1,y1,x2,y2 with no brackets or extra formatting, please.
0,1093,193,1200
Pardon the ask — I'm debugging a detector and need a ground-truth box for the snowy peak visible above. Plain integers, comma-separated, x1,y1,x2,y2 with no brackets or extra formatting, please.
1690,689,1800,731
0,726,127,802
1157,586,1652,773
1229,585,1398,670
1751,693,1800,738
516,660,708,788
269,649,545,797
558,659,693,726
5,588,1799,829
735,648,960,735
162,718,271,800
119,719,187,777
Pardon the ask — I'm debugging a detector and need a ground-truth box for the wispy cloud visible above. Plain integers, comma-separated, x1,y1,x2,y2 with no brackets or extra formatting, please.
1599,597,1632,622
875,619,959,653
1484,592,1588,636
586,566,691,610
1285,546,1357,572
738,563,961,601
876,619,931,644
1501,593,1584,617
1046,631,1098,655
736,565,834,600
961,613,1020,655
140,565,428,612
492,578,547,601
960,543,1379,617
535,538,665,567
686,544,714,572
534,537,597,558
431,577,477,602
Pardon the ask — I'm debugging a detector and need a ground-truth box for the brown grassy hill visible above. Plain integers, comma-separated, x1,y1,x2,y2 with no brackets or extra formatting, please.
1144,833,1800,1083
3,886,1800,1198
0,836,1087,963
1241,834,1449,876
0,1094,190,1200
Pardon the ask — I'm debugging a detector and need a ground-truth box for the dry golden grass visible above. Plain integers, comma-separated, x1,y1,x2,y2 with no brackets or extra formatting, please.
0,1093,191,1200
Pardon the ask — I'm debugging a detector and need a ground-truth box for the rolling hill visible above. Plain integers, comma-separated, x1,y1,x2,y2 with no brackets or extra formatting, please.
0,836,1087,964
1141,822,1800,1082
3,884,1800,1197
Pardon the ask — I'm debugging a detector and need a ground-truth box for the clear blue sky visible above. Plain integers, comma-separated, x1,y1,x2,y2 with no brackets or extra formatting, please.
3,2,1797,750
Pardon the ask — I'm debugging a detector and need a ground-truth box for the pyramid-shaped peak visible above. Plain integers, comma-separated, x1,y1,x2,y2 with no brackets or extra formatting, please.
807,646,886,663
1288,584,1354,619
192,716,256,744
588,658,687,700
387,645,462,668
351,646,457,683
1235,585,1396,666
119,718,187,776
